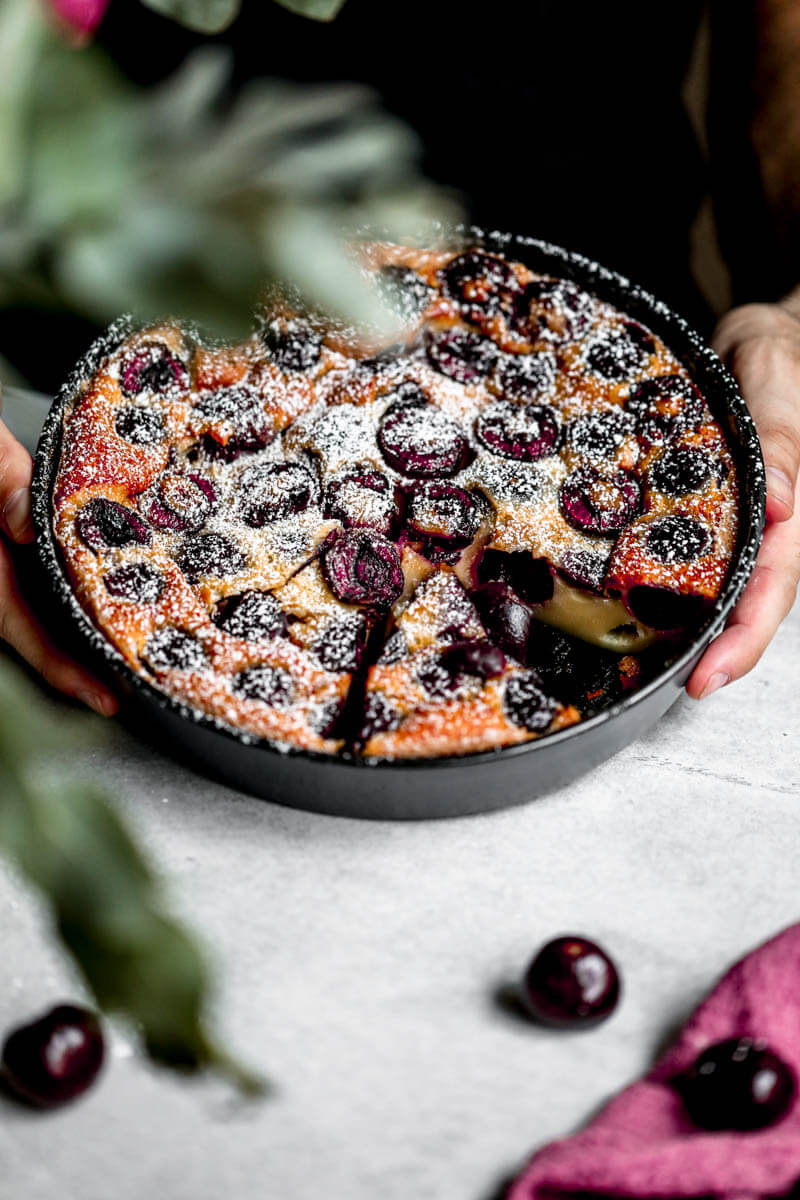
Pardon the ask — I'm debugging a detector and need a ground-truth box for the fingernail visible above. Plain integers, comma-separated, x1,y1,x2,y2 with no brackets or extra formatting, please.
765,466,794,513
3,487,32,541
699,672,729,700
78,690,113,717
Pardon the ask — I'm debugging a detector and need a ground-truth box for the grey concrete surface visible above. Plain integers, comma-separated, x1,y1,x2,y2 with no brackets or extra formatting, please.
1,390,798,1200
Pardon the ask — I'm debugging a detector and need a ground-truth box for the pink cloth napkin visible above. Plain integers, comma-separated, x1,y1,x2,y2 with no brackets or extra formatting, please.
509,923,800,1200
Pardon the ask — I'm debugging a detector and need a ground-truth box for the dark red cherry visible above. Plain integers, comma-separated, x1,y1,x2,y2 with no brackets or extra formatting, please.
147,473,215,532
646,515,711,563
627,584,705,630
503,670,558,732
471,581,532,662
404,481,482,553
494,351,557,400
558,547,611,593
521,936,620,1028
120,343,187,398
358,691,402,743
75,499,151,552
323,467,398,534
309,696,346,739
233,664,294,707
313,612,368,673
649,446,712,495
566,408,635,462
377,264,435,320
675,1038,796,1132
439,251,519,322
378,395,469,478
144,627,207,672
212,590,289,641
114,406,166,445
1,1004,104,1108
417,638,506,697
176,532,247,582
586,323,653,380
513,278,593,342
424,326,499,383
560,466,642,535
625,374,706,446
238,461,318,527
476,400,561,462
322,529,404,607
193,385,273,460
262,319,322,372
103,562,164,604
476,548,554,605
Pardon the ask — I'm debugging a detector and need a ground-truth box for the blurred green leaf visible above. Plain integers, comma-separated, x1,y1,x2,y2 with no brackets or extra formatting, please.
140,0,241,34
0,11,460,340
0,659,264,1094
272,0,348,20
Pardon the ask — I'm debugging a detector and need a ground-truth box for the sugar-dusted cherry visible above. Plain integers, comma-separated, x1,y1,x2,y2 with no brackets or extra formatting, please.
120,342,187,398
323,466,398,534
424,326,499,384
212,590,289,641
103,562,164,605
322,529,404,608
503,670,558,733
521,935,621,1028
238,461,318,527
675,1037,796,1132
417,638,506,697
404,481,482,553
176,532,247,582
439,250,520,323
377,264,435,320
645,515,711,563
75,498,151,552
476,400,561,462
143,627,208,673
262,318,322,372
560,465,641,535
378,392,470,478
233,664,295,707
114,406,166,445
147,473,215,533
625,373,706,446
2,1004,105,1108
494,351,557,400
585,322,654,381
513,278,593,342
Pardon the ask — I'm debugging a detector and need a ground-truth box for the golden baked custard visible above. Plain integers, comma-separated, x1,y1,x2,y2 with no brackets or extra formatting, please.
52,244,739,759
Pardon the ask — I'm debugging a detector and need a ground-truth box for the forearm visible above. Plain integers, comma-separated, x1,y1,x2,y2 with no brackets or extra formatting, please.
709,0,800,300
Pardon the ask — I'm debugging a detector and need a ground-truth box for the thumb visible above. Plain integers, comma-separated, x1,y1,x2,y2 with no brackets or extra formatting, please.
0,416,34,544
713,309,800,524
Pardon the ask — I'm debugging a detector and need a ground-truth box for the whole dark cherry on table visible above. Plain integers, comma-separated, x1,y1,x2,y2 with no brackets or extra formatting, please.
1,1004,105,1107
675,1036,796,1132
520,935,620,1028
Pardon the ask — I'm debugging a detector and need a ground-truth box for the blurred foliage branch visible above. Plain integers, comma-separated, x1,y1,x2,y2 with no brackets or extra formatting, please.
0,658,263,1092
0,0,455,1090
0,0,457,342
142,0,348,35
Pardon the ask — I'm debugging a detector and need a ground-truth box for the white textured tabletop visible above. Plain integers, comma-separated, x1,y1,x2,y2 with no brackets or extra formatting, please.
1,391,798,1200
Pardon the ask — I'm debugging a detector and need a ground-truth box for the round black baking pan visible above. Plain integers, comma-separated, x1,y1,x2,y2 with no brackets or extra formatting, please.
31,231,766,820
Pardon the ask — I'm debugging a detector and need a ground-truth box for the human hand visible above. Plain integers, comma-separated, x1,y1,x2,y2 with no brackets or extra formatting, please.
686,296,800,699
0,407,118,716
